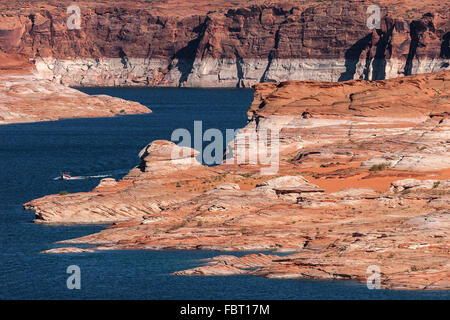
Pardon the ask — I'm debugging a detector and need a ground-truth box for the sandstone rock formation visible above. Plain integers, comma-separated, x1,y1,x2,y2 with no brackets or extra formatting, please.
0,53,150,124
41,246,95,254
138,140,201,173
0,0,448,87
25,70,450,290
24,141,206,223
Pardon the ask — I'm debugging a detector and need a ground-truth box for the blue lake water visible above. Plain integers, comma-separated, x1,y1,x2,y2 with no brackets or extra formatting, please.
0,88,448,299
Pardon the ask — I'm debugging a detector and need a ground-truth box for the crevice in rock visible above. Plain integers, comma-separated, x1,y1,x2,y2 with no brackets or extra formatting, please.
405,15,431,76
118,47,129,69
260,22,284,83
338,33,372,81
235,50,245,88
441,32,450,59
44,10,55,48
28,13,37,50
371,21,395,81
174,17,210,86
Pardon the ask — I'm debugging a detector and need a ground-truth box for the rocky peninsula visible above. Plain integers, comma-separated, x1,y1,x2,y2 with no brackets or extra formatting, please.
0,52,150,124
25,70,450,290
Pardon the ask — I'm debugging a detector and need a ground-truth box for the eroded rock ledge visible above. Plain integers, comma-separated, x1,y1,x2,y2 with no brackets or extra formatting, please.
25,70,450,290
0,52,150,124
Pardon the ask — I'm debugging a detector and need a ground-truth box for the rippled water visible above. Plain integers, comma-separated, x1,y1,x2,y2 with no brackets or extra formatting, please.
0,88,448,299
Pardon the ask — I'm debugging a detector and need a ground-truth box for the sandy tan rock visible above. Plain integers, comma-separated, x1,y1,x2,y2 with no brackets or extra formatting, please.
138,140,201,174
173,265,246,276
41,247,95,254
213,183,240,190
0,66,150,124
255,175,324,193
0,52,151,124
390,179,450,193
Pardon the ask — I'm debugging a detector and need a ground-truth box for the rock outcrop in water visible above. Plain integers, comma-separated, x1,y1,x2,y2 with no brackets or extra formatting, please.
0,0,448,87
25,70,450,290
0,52,150,124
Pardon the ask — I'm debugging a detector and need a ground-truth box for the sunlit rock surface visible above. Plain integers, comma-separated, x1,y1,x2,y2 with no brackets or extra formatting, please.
26,70,450,290
0,0,448,87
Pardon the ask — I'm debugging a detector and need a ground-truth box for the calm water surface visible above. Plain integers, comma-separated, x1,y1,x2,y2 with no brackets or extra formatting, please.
0,88,448,299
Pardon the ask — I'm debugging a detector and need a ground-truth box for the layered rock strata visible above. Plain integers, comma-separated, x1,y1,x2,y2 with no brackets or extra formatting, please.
25,70,450,290
0,52,150,124
0,0,448,87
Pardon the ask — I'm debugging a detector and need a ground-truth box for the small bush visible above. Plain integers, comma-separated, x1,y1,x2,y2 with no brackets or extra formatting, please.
369,163,390,172
212,174,225,182
59,191,69,196
167,220,187,232
240,227,249,234
179,220,187,228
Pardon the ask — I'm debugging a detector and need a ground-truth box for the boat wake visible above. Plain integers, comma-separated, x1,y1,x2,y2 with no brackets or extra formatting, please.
53,174,110,181
53,169,129,181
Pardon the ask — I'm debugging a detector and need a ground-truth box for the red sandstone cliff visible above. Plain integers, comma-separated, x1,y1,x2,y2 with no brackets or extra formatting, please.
0,0,448,87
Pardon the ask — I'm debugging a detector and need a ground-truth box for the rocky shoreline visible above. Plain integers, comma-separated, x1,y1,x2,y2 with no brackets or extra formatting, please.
1,0,448,292
0,53,151,124
1,0,448,122
25,70,450,290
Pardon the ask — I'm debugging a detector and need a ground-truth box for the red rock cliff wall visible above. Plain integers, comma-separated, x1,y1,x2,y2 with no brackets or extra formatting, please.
0,0,448,86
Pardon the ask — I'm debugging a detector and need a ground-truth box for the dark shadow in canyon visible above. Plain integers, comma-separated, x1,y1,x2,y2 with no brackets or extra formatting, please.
371,25,395,81
173,19,210,85
338,34,372,81
235,50,245,88
405,21,423,76
260,23,284,83
405,14,434,76
441,32,450,59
